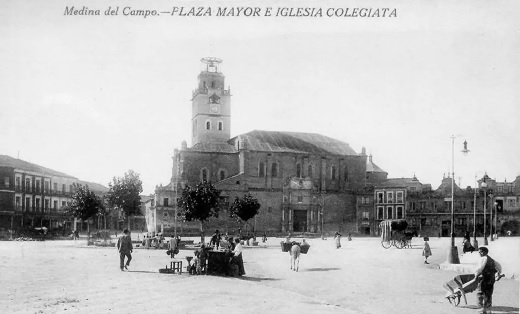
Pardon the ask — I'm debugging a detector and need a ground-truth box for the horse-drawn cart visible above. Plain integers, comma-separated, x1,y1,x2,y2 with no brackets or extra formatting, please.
379,219,415,249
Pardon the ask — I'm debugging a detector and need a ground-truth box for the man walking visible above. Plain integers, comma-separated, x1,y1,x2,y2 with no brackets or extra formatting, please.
117,229,133,271
475,247,502,313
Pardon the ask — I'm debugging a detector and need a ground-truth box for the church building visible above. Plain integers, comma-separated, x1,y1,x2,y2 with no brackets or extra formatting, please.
154,58,386,235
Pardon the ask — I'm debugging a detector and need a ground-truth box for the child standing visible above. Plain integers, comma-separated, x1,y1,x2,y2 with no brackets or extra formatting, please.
422,237,432,264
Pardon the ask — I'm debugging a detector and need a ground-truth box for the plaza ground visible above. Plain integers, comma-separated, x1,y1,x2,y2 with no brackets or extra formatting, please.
0,236,518,314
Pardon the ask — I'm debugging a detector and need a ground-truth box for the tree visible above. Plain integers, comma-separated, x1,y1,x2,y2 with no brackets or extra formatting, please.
67,184,104,238
107,170,143,231
229,193,261,236
177,181,221,244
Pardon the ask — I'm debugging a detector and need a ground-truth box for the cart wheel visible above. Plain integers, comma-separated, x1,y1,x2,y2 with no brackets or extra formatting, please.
453,294,461,306
394,240,404,249
381,241,392,249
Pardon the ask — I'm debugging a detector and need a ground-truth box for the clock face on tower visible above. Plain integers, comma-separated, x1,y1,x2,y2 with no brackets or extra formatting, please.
210,105,219,113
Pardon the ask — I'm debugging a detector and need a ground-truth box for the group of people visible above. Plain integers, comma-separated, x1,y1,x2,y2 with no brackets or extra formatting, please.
333,232,352,249
117,228,504,312
187,233,245,277
140,233,166,249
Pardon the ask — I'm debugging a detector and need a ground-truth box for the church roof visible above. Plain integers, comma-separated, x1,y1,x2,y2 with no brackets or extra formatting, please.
0,155,76,178
186,143,237,153
235,130,358,156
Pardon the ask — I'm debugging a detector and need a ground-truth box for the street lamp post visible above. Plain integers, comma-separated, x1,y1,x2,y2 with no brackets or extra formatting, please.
447,135,460,264
489,194,494,242
482,180,488,245
472,175,479,249
494,201,499,240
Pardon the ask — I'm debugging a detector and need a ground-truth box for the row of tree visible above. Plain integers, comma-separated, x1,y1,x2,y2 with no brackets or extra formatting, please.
178,181,261,242
68,171,261,243
66,170,143,234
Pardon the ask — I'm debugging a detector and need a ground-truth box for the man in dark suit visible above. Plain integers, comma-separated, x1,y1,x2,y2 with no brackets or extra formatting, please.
117,229,133,271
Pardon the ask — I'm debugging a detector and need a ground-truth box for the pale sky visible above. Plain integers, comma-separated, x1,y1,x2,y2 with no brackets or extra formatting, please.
1,0,519,194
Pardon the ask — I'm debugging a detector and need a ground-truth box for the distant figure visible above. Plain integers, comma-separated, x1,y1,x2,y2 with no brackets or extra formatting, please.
117,229,133,271
348,233,352,241
475,247,503,313
227,237,236,251
463,237,475,253
334,232,342,249
168,236,179,258
231,238,245,276
262,232,267,243
464,231,471,242
199,244,208,274
189,251,201,275
422,237,431,264
145,235,151,249
210,229,222,250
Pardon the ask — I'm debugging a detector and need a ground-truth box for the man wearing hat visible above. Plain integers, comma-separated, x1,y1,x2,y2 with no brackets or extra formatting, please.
117,229,133,271
474,247,502,313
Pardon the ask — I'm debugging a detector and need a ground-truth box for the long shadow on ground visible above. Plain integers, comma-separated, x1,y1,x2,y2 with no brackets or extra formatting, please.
459,305,519,313
303,267,340,272
238,276,280,282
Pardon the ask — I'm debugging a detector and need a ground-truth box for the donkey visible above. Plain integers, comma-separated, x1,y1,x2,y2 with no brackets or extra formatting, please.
290,242,301,272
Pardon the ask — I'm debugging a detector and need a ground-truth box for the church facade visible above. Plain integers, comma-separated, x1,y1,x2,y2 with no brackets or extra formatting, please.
153,57,383,236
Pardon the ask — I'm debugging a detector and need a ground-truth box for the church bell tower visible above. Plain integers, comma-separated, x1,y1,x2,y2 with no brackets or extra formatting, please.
191,57,231,146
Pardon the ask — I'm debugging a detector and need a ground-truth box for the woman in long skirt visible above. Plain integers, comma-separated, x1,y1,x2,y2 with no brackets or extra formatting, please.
422,237,432,264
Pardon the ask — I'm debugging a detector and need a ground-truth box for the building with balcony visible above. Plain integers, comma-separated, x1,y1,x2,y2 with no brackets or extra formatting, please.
0,155,108,232
403,173,520,237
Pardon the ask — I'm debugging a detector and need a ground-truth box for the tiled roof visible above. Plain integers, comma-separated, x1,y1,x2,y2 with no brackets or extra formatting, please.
234,130,358,156
185,143,237,153
0,155,76,178
77,180,109,193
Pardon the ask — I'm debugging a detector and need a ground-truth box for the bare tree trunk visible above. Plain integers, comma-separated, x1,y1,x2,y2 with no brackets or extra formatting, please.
200,220,205,244
87,219,91,245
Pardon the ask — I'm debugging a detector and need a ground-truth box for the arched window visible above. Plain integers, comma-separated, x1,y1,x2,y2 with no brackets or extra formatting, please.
201,168,208,182
308,165,313,178
271,163,278,177
219,170,226,181
344,166,349,182
296,164,301,178
211,81,215,88
206,121,211,130
259,162,265,177
331,166,336,180
218,122,223,131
